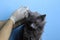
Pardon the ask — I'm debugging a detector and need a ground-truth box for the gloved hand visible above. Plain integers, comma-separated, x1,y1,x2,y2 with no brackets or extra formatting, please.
10,7,29,24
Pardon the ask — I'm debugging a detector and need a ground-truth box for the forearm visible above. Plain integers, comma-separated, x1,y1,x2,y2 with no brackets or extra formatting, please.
0,19,14,40
0,19,24,30
0,21,7,30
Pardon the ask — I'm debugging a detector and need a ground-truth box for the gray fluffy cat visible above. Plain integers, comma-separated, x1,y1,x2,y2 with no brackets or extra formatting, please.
23,11,46,40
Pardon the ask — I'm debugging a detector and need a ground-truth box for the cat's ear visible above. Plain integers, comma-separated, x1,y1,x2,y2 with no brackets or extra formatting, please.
37,14,46,21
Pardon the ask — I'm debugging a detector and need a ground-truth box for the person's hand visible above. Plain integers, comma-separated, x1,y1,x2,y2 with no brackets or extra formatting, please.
10,7,29,24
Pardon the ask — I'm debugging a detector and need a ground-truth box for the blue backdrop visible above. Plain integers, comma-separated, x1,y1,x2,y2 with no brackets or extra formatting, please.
0,0,60,40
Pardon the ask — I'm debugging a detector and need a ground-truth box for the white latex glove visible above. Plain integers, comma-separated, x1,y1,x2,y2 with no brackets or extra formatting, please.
10,7,29,24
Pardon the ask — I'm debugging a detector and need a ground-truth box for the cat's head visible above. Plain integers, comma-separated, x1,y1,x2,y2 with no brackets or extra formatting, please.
25,12,46,30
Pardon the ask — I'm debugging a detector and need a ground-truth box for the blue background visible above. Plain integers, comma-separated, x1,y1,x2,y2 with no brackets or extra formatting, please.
0,0,60,40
